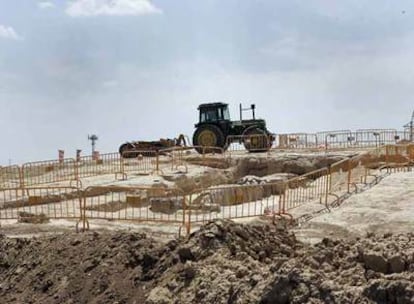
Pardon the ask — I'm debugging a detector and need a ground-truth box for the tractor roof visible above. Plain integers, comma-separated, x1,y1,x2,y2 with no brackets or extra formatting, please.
198,102,228,109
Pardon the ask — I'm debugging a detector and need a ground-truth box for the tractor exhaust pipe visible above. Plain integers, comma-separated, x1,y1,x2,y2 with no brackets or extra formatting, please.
239,103,256,121
239,103,242,122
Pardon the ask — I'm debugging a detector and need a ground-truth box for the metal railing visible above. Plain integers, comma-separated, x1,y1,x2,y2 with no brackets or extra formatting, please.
21,159,79,187
0,165,22,188
1,144,413,235
0,186,82,220
77,186,187,232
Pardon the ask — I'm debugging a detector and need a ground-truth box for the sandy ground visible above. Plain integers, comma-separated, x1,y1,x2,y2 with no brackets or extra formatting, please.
295,171,414,243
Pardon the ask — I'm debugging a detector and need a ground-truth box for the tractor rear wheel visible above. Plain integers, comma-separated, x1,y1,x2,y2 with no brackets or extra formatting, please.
242,127,271,152
193,125,226,154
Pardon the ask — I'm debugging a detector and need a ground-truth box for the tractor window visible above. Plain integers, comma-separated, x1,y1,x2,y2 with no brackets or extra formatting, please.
222,107,230,120
200,109,218,122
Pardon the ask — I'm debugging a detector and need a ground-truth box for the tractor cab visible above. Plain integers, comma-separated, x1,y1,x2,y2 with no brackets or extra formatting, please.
197,102,230,124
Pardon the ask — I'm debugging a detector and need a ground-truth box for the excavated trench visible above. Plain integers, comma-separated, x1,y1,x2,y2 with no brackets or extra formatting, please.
168,154,347,194
0,154,352,217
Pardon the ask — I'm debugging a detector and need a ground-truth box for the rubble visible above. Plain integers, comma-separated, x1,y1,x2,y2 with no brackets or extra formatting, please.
0,220,413,303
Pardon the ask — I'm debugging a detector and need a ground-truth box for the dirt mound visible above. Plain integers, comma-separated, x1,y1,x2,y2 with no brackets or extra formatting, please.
0,221,413,303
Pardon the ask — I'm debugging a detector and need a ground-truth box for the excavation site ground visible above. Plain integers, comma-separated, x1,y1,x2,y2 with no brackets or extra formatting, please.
0,142,414,303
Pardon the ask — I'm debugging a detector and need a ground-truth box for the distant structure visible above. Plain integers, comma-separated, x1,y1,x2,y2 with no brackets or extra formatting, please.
404,110,414,141
88,134,99,154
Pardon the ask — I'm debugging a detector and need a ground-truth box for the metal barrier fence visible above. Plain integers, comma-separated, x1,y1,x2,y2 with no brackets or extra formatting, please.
283,168,329,210
78,152,121,178
163,146,227,172
354,129,398,147
225,135,274,157
22,159,79,187
77,186,187,232
274,129,411,150
120,151,157,175
183,144,414,230
278,133,318,149
0,165,22,188
1,144,413,234
316,130,352,149
1,128,412,189
0,148,228,189
186,183,283,224
0,186,82,220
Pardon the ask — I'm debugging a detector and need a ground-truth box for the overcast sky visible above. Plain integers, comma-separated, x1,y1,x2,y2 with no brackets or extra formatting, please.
1,0,414,164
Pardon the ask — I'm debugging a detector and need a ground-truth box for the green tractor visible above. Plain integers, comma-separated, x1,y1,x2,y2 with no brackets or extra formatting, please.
192,102,274,154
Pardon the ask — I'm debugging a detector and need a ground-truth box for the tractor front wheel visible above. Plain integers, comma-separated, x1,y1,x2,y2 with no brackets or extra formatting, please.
192,125,226,154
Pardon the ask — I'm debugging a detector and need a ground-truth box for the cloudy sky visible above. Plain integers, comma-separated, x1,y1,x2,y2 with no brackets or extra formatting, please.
1,0,414,164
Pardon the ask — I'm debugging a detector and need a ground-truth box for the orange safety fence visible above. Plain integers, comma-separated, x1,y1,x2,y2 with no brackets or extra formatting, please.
0,186,82,220
1,144,413,234
77,186,187,232
77,152,121,178
281,168,329,211
22,159,79,187
409,144,414,160
162,146,227,173
0,165,22,189
120,152,158,175
186,183,283,224
379,145,413,173
163,146,190,173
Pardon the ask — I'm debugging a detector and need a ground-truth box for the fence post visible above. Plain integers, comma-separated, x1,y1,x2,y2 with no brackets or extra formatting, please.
347,159,352,193
385,145,390,173
325,165,331,204
155,151,160,175
186,193,192,235
282,182,288,212
77,189,90,233
18,166,24,190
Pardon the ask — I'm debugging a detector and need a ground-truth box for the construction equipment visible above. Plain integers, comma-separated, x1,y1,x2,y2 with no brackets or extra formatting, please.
119,135,187,158
192,103,274,153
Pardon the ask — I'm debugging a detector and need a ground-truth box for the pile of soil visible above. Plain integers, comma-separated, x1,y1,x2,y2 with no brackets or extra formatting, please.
0,220,413,303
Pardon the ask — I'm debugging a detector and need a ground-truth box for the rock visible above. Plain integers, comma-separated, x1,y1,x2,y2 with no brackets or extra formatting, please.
236,266,249,278
177,247,195,262
260,275,292,304
237,175,265,185
194,185,265,207
250,274,262,287
388,255,405,273
18,212,50,224
146,287,175,304
290,283,310,304
126,194,149,208
363,280,414,304
181,262,196,280
149,197,184,214
189,192,221,213
147,183,169,197
363,252,388,274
